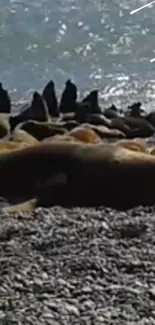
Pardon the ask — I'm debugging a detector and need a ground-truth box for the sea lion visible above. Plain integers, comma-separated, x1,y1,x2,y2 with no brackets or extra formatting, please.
146,111,155,128
17,120,67,141
87,124,125,139
59,80,77,114
110,116,155,138
0,198,37,214
0,142,155,209
42,80,59,117
0,113,11,138
68,126,102,144
103,104,119,119
11,129,39,146
42,134,82,144
82,90,102,114
85,113,112,127
0,83,11,114
0,140,32,153
116,138,147,153
75,102,95,123
9,92,49,130
147,146,155,155
127,102,143,117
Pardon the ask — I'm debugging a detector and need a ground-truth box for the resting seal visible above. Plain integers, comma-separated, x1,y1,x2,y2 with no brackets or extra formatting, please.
0,198,37,214
10,129,39,146
68,126,102,144
0,142,155,209
103,104,120,119
17,120,67,141
0,113,11,138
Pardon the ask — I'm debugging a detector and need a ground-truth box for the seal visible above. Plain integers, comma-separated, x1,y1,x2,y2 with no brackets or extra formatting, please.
42,80,59,117
146,111,155,128
103,104,119,119
109,116,155,138
10,129,39,146
0,142,155,209
82,90,102,114
85,113,112,127
86,124,125,139
68,125,102,144
127,102,143,117
115,138,147,153
0,113,11,138
0,83,11,114
42,134,82,144
0,139,33,153
0,198,37,214
9,92,49,130
59,80,77,114
17,120,67,141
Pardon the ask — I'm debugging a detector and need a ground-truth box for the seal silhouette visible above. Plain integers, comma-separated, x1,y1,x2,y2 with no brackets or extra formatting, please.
17,120,67,141
59,80,77,114
0,142,155,209
0,83,11,114
42,80,59,117
10,92,49,130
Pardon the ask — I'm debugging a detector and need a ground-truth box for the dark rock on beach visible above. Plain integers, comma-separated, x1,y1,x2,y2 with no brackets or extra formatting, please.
1,205,155,324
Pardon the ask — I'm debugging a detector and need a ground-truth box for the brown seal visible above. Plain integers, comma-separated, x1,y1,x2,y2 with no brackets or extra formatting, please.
42,134,81,144
0,198,37,214
0,142,155,209
10,129,39,145
115,138,147,153
68,126,102,144
85,124,125,139
0,113,11,138
0,139,34,153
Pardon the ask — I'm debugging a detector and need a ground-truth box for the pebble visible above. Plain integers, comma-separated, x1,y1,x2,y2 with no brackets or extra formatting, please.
65,303,80,316
0,311,5,320
82,286,92,294
0,205,155,325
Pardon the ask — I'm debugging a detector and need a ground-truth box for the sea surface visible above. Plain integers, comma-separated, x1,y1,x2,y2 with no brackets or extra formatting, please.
1,0,155,110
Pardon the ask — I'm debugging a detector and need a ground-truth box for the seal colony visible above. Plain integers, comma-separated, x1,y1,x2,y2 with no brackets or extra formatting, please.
1,80,155,212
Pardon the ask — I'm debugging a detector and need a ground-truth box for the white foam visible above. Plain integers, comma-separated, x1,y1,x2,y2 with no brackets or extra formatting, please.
130,1,155,15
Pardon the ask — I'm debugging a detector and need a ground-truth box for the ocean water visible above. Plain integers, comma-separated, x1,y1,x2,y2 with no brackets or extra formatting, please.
0,0,155,110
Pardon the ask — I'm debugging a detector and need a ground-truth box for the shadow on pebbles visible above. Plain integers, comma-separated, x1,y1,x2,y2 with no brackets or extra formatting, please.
1,206,155,324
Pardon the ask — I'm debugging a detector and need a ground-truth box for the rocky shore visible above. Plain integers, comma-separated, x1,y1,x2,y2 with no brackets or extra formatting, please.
1,205,155,325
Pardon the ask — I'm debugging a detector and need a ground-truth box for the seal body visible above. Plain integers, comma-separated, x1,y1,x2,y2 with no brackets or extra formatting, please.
0,142,155,209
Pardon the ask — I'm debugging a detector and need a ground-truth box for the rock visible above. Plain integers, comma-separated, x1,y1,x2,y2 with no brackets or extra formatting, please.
65,303,80,316
82,286,92,294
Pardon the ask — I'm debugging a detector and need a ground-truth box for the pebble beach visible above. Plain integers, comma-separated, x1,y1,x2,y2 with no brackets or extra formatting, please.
1,205,155,324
